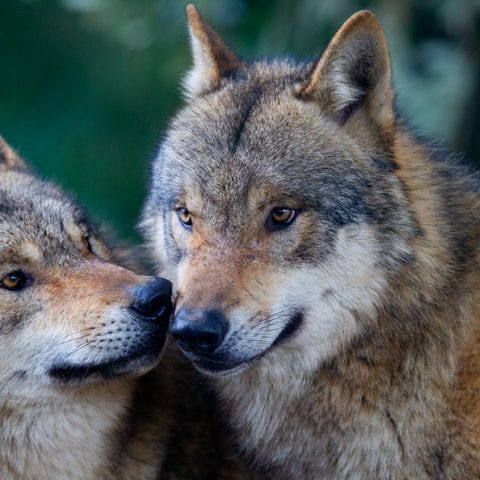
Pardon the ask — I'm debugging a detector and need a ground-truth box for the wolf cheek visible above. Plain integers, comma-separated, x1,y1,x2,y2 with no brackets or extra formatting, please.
170,223,386,376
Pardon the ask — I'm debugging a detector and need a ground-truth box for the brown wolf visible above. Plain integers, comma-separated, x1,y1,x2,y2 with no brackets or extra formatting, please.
142,5,480,479
0,137,251,480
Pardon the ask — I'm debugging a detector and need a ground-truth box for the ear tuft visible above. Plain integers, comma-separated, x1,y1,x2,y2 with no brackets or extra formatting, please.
0,137,27,171
296,10,394,129
183,4,243,100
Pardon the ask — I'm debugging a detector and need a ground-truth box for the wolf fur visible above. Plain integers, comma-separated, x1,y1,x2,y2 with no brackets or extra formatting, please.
0,137,250,480
142,6,480,479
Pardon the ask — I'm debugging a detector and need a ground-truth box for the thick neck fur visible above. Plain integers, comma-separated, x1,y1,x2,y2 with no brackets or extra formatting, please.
0,382,133,480
214,131,480,479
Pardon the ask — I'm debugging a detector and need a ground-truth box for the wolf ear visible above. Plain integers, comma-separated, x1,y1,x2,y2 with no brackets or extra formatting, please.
0,137,27,171
296,10,394,131
183,4,243,100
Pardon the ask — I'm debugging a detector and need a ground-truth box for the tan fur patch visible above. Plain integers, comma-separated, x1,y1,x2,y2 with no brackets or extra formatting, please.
18,241,43,263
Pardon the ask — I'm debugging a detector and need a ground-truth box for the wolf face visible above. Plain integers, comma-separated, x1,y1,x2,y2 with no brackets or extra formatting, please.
0,138,172,403
143,7,418,377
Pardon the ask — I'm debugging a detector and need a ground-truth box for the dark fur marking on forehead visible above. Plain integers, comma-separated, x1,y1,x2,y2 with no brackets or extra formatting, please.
228,86,261,154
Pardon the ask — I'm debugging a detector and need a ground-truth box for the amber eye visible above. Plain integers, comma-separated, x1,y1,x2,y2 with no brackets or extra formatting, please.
0,271,29,291
266,207,299,231
177,207,192,229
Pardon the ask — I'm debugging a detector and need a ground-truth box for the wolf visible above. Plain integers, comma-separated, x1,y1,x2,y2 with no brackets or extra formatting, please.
0,137,252,480
142,5,480,479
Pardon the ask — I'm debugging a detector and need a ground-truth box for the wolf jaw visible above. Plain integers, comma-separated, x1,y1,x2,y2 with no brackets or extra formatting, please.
143,5,480,479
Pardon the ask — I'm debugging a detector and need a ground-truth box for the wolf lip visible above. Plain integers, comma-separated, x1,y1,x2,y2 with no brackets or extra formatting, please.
49,324,168,383
50,351,160,382
272,310,304,346
192,357,246,374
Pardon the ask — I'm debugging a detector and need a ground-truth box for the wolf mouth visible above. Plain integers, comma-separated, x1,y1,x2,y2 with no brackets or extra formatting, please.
49,352,159,382
271,310,304,346
190,310,304,374
49,325,168,383
192,358,247,375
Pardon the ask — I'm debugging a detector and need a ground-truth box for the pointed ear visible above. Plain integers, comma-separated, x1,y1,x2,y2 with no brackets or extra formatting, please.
0,137,27,171
296,11,394,131
183,4,243,100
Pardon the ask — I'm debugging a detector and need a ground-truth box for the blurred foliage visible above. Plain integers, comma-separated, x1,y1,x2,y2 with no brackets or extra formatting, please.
1,0,479,241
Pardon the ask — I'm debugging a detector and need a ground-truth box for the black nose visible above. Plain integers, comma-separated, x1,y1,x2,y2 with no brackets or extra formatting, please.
171,308,228,355
129,277,173,320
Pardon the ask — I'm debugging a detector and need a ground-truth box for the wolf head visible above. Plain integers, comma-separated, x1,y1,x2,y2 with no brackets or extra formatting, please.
0,138,173,402
142,7,417,376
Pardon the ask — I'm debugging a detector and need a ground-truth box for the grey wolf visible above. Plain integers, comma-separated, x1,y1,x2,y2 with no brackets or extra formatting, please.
0,137,249,480
142,5,480,479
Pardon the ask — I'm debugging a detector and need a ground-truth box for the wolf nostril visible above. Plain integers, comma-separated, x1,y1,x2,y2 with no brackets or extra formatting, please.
130,277,173,320
171,308,228,355
175,336,193,353
195,332,222,352
176,331,220,354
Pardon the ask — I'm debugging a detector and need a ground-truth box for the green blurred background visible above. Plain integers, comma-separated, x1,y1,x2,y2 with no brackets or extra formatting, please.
1,0,479,241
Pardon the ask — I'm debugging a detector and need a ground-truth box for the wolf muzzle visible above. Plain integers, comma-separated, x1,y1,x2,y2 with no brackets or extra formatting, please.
49,276,173,383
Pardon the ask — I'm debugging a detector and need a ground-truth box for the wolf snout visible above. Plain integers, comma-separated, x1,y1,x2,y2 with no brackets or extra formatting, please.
129,277,173,321
171,308,228,355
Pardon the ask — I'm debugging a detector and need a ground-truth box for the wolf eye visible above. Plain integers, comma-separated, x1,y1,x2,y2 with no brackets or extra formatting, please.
177,207,192,229
266,207,298,231
0,271,29,291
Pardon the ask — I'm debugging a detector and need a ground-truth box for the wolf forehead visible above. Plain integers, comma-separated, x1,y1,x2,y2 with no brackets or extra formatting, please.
0,171,90,260
152,61,396,223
